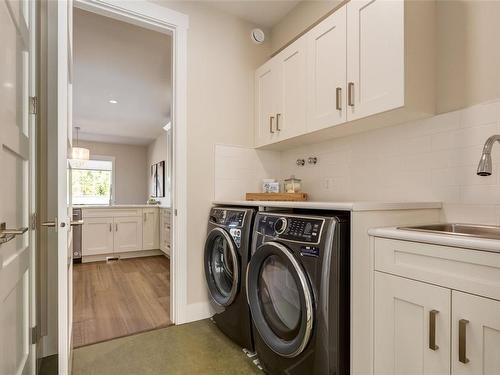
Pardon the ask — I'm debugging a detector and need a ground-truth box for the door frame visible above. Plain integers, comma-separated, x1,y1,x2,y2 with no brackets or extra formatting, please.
72,0,189,324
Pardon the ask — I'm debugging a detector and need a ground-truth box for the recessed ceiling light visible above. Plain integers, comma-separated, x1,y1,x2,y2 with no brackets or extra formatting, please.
109,99,118,104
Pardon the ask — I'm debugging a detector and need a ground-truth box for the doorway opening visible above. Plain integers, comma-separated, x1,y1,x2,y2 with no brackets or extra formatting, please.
70,7,174,347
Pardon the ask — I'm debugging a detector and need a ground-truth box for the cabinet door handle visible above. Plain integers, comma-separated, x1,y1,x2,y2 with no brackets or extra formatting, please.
459,319,470,364
144,213,147,222
269,116,275,134
109,223,112,232
115,223,118,232
276,113,281,131
336,87,342,110
348,82,355,107
429,310,439,350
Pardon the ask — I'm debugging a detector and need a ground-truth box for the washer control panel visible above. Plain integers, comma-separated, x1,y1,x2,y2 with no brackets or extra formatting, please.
210,208,246,227
256,215,324,244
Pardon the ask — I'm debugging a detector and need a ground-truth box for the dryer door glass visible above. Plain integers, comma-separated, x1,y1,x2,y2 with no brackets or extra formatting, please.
247,241,314,358
204,228,239,306
259,255,301,341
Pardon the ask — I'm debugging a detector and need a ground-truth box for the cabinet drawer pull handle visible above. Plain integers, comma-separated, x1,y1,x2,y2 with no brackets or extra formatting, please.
276,113,281,131
269,116,275,134
348,82,354,107
459,319,470,364
336,87,342,110
429,310,439,350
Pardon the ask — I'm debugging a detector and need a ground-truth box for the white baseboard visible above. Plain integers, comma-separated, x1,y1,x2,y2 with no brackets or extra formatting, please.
185,301,214,323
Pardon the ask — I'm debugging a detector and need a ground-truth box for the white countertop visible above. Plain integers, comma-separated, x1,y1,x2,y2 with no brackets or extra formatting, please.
369,226,500,253
212,200,442,212
75,204,167,209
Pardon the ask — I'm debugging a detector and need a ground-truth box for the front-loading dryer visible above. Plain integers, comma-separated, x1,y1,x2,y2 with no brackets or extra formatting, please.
204,206,256,351
247,211,350,375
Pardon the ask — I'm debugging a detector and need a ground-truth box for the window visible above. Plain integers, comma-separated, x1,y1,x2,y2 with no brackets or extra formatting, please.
70,158,114,205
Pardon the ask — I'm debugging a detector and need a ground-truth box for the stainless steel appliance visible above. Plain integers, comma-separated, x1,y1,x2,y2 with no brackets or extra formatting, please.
73,208,82,263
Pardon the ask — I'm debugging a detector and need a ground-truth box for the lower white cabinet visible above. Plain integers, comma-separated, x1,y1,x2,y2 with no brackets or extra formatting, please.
82,207,161,259
82,217,114,256
160,208,171,257
452,291,500,375
374,272,451,375
143,209,159,250
113,216,143,253
373,238,500,375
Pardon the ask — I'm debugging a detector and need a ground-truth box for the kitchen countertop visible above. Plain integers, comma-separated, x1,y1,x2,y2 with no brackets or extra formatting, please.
212,200,442,212
75,204,167,209
368,226,500,253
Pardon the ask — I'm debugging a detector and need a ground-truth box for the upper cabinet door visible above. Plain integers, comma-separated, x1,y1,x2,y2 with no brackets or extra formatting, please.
255,59,279,147
307,6,347,132
452,291,500,375
346,0,405,121
275,36,307,140
374,272,451,375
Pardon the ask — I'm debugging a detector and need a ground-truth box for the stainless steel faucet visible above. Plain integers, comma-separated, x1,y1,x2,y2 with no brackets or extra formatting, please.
477,135,500,176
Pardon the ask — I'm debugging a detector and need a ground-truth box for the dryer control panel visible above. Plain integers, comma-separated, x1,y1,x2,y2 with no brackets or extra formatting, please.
210,208,246,227
256,215,324,244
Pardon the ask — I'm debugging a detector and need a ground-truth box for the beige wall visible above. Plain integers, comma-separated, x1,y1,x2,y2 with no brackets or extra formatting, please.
78,141,149,204
270,0,500,113
155,1,272,305
147,131,171,206
436,0,500,113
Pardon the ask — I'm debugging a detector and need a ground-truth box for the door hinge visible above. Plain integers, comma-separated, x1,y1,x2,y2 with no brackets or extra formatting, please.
31,212,37,230
31,326,40,345
29,96,38,115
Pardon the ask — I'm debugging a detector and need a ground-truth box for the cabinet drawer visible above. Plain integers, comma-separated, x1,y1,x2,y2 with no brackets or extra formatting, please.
374,238,500,301
82,208,142,218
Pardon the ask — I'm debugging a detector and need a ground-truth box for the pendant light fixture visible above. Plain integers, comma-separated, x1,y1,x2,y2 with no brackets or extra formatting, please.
72,126,90,160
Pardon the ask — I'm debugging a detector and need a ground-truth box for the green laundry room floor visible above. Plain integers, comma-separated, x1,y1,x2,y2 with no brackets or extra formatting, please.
40,320,261,375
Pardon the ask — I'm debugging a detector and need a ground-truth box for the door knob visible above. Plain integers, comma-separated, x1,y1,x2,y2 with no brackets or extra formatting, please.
0,222,29,244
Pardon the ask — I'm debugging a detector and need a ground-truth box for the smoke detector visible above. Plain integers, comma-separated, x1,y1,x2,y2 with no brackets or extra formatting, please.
251,28,265,44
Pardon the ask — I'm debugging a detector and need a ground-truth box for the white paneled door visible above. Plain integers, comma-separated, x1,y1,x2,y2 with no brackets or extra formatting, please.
374,272,451,375
0,0,36,374
45,0,73,374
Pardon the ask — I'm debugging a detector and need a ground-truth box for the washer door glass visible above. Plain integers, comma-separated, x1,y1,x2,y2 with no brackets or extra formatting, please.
259,255,301,341
247,242,313,358
204,228,239,306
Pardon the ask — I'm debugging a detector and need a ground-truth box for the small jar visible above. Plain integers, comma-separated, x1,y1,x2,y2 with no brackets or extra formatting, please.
284,175,302,193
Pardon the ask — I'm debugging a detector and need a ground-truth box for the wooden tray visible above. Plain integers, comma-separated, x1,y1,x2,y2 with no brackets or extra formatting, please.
245,193,308,202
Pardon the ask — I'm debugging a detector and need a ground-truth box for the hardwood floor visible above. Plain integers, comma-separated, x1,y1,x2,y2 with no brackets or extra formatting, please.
73,256,172,348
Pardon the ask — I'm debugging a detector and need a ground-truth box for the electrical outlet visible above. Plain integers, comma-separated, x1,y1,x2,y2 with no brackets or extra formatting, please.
324,178,334,190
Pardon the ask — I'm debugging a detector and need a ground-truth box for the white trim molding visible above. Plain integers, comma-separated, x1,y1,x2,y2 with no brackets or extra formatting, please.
74,0,189,324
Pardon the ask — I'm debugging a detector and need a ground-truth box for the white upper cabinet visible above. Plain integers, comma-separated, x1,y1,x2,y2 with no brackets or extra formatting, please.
452,291,500,375
374,272,451,375
275,36,307,140
255,59,279,147
254,0,435,148
306,6,347,132
346,0,404,120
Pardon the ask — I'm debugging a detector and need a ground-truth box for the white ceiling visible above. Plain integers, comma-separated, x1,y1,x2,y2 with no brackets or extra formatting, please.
73,8,172,146
206,1,301,28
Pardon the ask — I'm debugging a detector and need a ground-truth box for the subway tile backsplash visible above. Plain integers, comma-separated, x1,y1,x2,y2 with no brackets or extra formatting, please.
214,100,500,225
